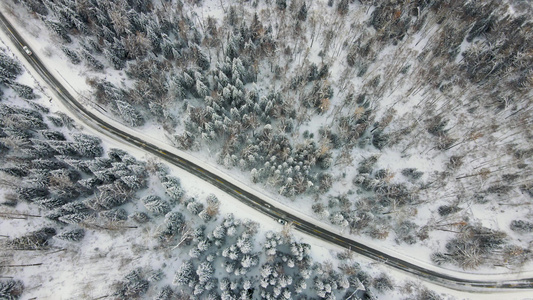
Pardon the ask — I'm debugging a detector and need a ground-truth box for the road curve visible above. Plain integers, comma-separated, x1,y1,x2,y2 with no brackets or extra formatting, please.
1,11,532,292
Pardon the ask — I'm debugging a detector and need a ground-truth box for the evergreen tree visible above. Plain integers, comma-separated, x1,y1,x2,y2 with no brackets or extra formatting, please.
195,79,209,98
142,195,171,216
44,20,72,43
162,176,184,202
103,47,124,70
108,148,129,162
158,211,185,240
6,227,56,250
9,83,37,100
81,50,104,70
72,16,90,34
58,212,92,224
337,0,349,15
196,262,214,284
16,186,49,201
161,33,176,59
155,285,175,300
212,224,226,240
198,209,212,222
73,134,104,158
120,175,143,190
131,212,150,223
0,66,16,82
187,200,204,215
147,21,162,53
34,197,69,209
100,208,128,221
85,182,132,210
21,0,48,15
93,169,116,184
298,3,308,21
55,228,85,242
0,53,23,78
113,268,150,299
173,260,196,287
41,130,66,141
510,220,533,233
56,112,76,129
0,167,28,178
196,48,210,71
115,100,145,127
59,201,90,215
0,279,24,300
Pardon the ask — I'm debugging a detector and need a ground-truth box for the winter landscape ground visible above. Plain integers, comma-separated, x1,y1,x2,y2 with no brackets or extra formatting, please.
0,0,533,299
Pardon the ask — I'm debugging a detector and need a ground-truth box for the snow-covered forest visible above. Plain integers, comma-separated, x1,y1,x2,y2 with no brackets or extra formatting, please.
1,0,533,298
0,39,451,300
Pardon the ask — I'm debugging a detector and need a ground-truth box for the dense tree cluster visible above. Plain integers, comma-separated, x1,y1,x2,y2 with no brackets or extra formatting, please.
0,53,155,298
168,213,368,299
16,0,341,200
430,224,531,269
111,268,150,299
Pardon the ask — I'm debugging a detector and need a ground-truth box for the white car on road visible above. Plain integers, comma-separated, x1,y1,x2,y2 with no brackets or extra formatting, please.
22,46,32,55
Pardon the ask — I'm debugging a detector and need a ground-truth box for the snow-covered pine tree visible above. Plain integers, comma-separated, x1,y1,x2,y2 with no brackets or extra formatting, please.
195,79,209,98
103,47,124,70
112,268,149,299
9,82,37,100
0,52,23,79
44,20,72,43
212,224,226,240
196,262,214,284
100,208,128,222
161,34,176,59
86,182,131,210
73,134,104,158
120,175,144,190
196,47,210,71
40,130,67,141
58,212,92,224
142,195,171,216
158,211,185,240
115,100,145,127
130,211,150,224
7,227,56,250
173,260,196,287
0,279,24,300
162,176,184,203
146,21,162,53
55,228,85,242
16,186,49,202
187,200,203,215
154,285,175,300
81,50,104,70
276,0,287,10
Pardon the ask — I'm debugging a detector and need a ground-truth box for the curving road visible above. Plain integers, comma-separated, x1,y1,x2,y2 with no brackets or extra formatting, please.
1,11,532,292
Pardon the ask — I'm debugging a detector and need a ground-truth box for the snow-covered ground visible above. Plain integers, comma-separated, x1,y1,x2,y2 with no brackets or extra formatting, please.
1,0,533,299
3,0,533,276
0,4,519,281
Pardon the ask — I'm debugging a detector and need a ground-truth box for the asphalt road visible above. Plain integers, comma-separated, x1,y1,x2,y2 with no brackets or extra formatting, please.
1,11,532,292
